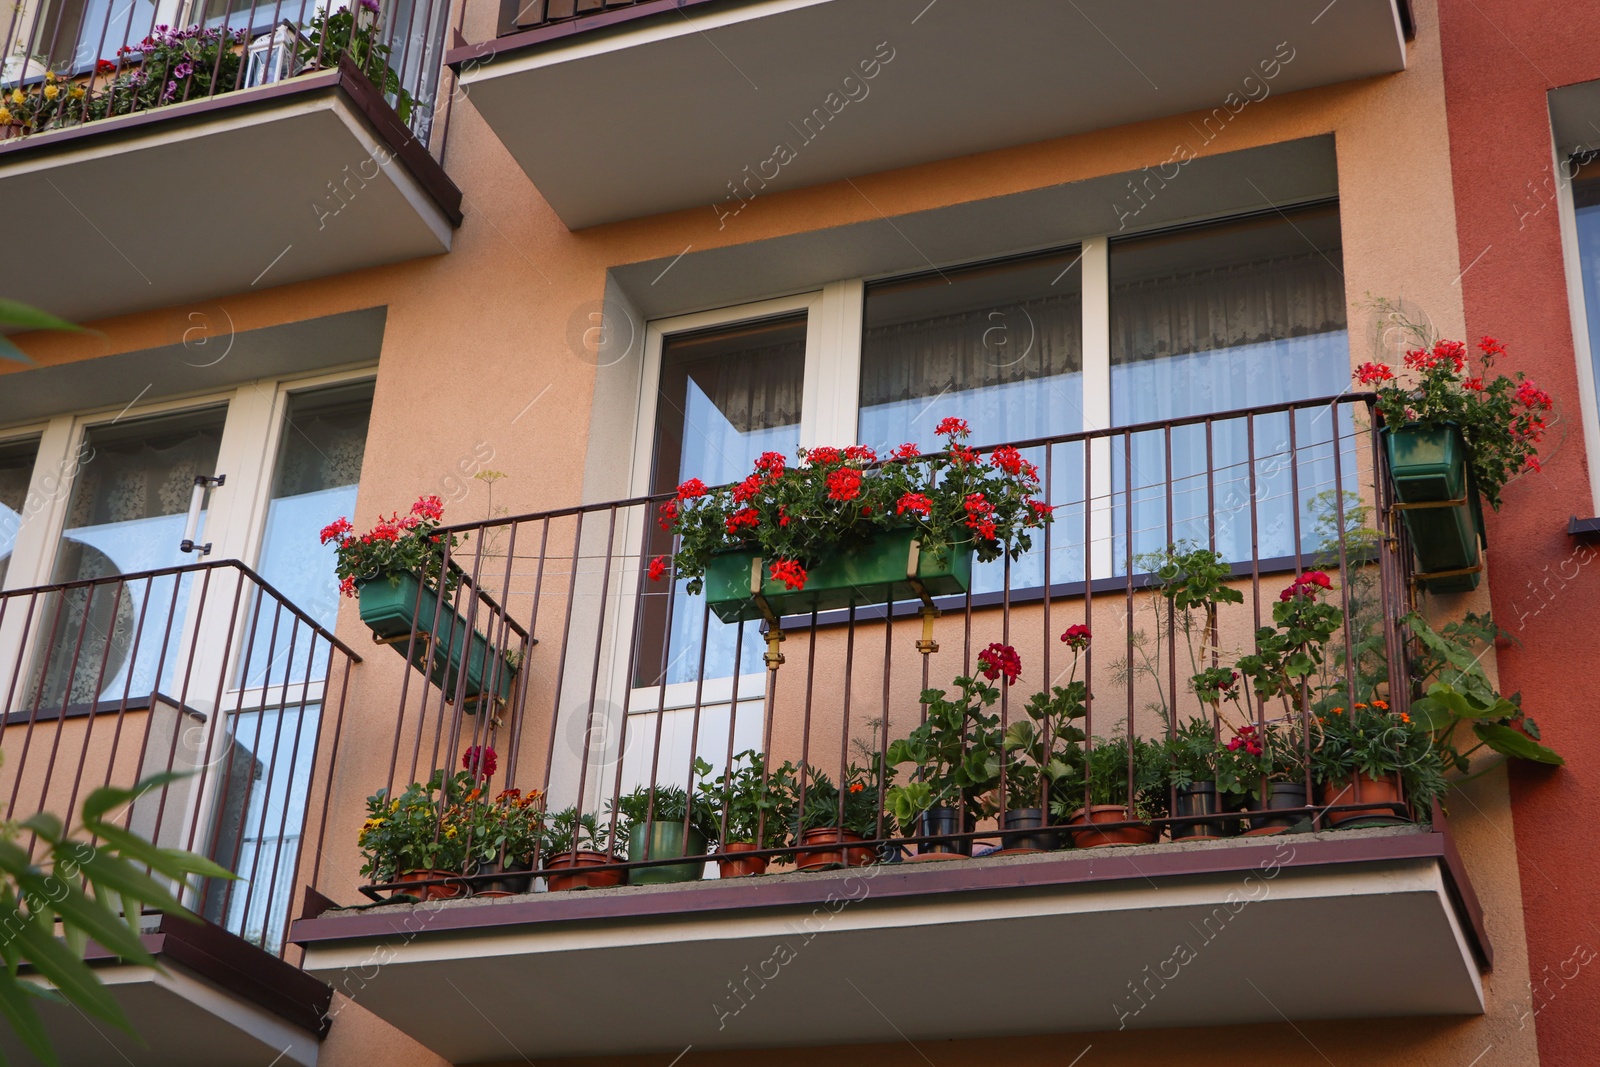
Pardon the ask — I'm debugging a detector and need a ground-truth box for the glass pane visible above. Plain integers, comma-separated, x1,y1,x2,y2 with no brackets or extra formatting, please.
242,382,373,689
37,407,226,707
1109,207,1351,568
0,437,40,588
639,314,807,688
1572,170,1600,412
859,249,1085,591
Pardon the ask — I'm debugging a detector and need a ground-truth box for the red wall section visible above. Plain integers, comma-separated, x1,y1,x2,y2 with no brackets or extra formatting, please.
1437,1,1600,1061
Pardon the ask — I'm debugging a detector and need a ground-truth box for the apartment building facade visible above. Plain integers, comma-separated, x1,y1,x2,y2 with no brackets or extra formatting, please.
0,0,1594,1064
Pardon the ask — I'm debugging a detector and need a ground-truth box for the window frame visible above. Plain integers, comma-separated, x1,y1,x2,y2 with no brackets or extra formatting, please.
1554,148,1600,512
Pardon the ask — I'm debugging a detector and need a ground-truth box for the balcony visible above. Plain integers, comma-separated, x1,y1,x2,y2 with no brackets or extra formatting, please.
286,395,1488,1060
0,560,359,1065
0,2,461,324
448,0,1410,229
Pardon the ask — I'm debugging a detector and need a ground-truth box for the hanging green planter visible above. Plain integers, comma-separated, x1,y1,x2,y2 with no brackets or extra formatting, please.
703,529,973,624
1383,423,1485,593
357,572,516,711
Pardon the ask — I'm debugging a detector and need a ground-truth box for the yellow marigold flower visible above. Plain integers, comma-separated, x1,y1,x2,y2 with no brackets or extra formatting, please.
69,86,84,100
11,89,25,105
1373,699,1389,710
1331,706,1344,715
1400,712,1411,724
0,108,11,124
43,84,59,100
1353,702,1368,710
44,71,56,82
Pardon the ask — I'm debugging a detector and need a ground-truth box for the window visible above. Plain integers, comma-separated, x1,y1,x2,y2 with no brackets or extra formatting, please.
0,437,39,588
1570,162,1600,435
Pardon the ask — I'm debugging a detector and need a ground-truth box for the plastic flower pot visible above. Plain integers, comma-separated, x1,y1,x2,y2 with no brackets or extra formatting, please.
1382,424,1484,593
794,828,875,871
1066,805,1160,848
393,869,468,902
1000,807,1062,852
703,529,973,624
1172,782,1228,841
475,859,533,896
912,806,974,857
1241,782,1310,836
356,572,516,710
544,850,625,891
1321,773,1409,828
626,822,708,885
716,842,769,878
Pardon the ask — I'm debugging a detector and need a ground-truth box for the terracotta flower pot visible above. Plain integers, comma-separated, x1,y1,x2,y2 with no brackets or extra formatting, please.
716,841,770,878
795,828,875,871
1066,805,1160,848
1321,773,1409,827
394,868,468,901
544,849,625,891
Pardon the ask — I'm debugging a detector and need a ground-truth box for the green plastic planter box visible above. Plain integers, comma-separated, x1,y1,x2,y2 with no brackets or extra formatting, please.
703,529,974,624
356,572,516,709
1383,424,1484,593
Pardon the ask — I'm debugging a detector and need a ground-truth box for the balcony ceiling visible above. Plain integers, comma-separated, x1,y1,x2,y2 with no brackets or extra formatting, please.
0,917,330,1067
452,0,1406,229
293,828,1482,1062
0,61,460,327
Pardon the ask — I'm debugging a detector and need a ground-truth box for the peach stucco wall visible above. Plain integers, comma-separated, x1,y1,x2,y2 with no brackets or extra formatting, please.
0,0,1554,1063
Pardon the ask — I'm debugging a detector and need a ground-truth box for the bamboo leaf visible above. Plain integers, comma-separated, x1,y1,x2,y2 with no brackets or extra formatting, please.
0,969,57,1067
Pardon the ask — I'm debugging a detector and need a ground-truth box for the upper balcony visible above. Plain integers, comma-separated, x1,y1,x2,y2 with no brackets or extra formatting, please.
0,560,360,1065
448,0,1411,229
285,395,1489,1061
0,0,461,325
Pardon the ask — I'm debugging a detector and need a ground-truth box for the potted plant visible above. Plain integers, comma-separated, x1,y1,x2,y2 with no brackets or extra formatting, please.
1310,697,1445,826
541,806,627,891
697,751,796,877
323,495,517,711
613,760,721,885
885,642,1017,857
1355,310,1554,591
1055,734,1166,847
470,787,545,895
650,418,1052,622
358,770,472,901
791,762,886,871
1165,714,1231,840
1000,626,1090,851
1211,720,1312,835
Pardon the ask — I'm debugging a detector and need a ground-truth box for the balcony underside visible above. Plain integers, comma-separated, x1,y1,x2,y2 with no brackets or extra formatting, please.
0,915,330,1067
293,826,1483,1061
0,60,460,326
452,0,1406,229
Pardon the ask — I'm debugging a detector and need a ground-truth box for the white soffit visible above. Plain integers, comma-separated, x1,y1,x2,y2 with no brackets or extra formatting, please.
460,0,1403,228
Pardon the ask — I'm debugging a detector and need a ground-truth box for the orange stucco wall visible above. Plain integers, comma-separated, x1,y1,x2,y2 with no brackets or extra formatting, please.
0,0,1561,1063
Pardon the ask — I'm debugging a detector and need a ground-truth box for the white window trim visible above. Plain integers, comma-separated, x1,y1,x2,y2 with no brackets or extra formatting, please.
1552,134,1600,512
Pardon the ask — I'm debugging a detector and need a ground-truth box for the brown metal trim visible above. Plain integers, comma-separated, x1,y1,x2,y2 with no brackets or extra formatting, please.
1432,801,1492,970
289,827,1490,969
450,0,731,68
331,56,464,228
2,692,206,727
75,917,333,1036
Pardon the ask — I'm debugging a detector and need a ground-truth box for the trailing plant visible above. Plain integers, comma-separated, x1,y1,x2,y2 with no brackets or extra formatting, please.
696,750,796,851
542,805,624,857
322,494,459,597
1357,299,1554,508
1002,625,1089,810
884,648,1015,830
651,417,1052,594
611,759,721,846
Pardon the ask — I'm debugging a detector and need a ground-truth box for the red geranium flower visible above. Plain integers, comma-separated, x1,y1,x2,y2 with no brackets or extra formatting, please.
338,576,356,598
95,58,117,74
844,444,878,462
410,495,444,521
769,559,807,591
647,555,669,582
977,642,1022,684
754,451,786,479
891,442,921,460
658,500,678,531
676,477,708,500
1061,624,1091,650
725,507,761,534
826,467,863,501
896,492,933,517
732,474,764,504
320,517,353,544
462,744,497,777
935,417,970,439
805,446,843,466
1353,361,1394,385
989,445,1025,476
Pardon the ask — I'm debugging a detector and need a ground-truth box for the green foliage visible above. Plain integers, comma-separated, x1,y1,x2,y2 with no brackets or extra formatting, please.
1212,721,1310,803
1235,576,1344,712
0,297,87,364
612,760,721,845
357,769,475,882
542,806,624,857
695,751,795,850
659,421,1050,595
791,762,886,839
885,675,1002,830
325,495,460,597
1051,734,1167,820
0,769,235,1067
1164,716,1219,790
1310,698,1449,808
297,6,415,123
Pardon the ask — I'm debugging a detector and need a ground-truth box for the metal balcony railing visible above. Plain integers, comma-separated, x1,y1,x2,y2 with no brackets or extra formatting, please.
1,0,452,144
498,0,726,40
331,393,1426,904
0,560,364,957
